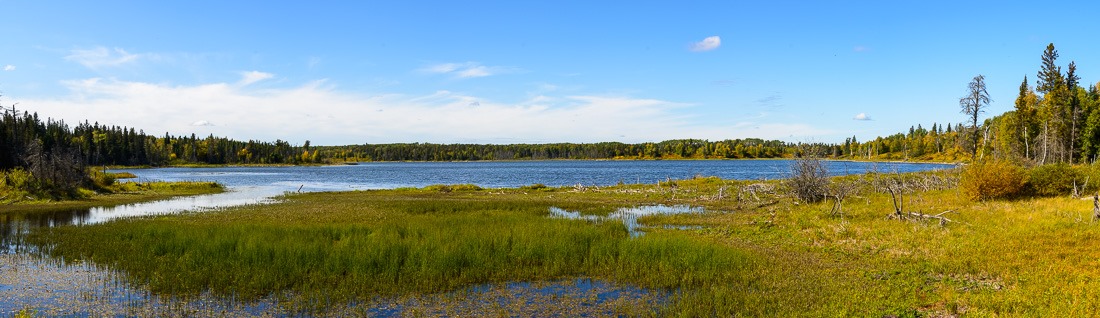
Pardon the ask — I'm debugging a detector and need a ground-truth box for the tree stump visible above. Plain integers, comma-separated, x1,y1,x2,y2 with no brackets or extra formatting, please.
1093,194,1099,220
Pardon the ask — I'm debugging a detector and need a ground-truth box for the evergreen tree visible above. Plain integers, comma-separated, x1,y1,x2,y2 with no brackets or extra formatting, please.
1013,76,1040,160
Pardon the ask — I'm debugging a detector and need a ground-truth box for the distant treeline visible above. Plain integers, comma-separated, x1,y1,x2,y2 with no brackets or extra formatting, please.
316,139,812,161
1,109,315,170
1,106,824,168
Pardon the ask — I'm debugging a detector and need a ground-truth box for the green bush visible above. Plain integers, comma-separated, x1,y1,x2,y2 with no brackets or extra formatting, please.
424,184,483,193
1,168,35,202
1027,163,1084,197
1077,162,1100,194
960,160,1027,201
89,170,117,189
1,168,35,190
520,183,549,190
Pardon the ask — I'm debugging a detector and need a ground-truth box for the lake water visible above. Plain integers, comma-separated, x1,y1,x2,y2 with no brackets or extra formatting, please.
114,160,954,191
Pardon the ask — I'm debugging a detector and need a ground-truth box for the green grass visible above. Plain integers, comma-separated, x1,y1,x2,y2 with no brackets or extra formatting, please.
26,169,1100,316
2,181,223,213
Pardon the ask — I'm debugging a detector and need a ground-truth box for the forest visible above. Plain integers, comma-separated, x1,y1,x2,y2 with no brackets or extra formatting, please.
2,43,1098,197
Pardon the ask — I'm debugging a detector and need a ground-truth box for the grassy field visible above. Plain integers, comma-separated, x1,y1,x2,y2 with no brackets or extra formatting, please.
26,168,1100,316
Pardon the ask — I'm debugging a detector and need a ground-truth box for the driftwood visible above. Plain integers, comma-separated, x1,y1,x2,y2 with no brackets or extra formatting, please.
737,183,774,203
889,210,960,226
826,179,858,217
1074,176,1091,198
884,182,960,226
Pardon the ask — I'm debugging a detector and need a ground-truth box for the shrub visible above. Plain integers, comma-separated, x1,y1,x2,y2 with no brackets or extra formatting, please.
424,184,483,192
89,170,117,189
787,156,829,203
520,183,549,190
1027,163,1085,197
1,168,34,190
1,168,35,202
960,159,1026,201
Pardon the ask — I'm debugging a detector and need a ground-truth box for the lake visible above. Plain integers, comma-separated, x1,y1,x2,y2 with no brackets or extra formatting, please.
3,160,956,234
117,159,954,191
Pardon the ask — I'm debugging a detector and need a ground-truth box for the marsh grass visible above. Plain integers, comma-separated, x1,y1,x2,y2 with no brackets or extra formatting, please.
2,181,223,214
26,169,1100,316
29,185,753,314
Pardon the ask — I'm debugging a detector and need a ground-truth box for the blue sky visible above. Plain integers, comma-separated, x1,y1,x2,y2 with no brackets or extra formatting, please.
1,1,1097,145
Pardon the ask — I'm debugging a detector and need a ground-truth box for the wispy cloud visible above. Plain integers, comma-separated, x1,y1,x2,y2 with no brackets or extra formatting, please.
238,71,274,86
2,65,14,71
191,120,214,126
422,62,512,78
690,36,721,52
853,113,871,121
756,93,783,109
65,47,149,69
853,45,869,52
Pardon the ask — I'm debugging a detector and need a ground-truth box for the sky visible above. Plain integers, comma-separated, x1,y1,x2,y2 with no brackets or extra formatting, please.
1,1,1098,146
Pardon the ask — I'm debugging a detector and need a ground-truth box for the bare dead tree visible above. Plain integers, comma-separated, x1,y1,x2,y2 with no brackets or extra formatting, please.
22,140,87,197
960,74,991,159
827,178,859,217
874,170,960,226
788,145,830,203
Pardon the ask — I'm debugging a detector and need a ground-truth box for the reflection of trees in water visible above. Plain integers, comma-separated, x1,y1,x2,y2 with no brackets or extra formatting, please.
1,208,91,250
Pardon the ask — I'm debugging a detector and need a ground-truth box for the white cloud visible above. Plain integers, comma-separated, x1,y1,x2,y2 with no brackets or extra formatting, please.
238,71,274,86
690,36,721,52
19,78,833,145
853,45,869,52
2,65,14,71
65,47,147,69
456,66,491,78
421,62,510,78
853,113,871,121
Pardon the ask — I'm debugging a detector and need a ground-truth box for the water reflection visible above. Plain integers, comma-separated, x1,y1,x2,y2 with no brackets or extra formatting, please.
549,205,705,237
1,186,286,252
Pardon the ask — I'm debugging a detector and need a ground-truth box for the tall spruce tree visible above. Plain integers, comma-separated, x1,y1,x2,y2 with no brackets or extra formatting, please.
1068,61,1082,162
1036,43,1068,163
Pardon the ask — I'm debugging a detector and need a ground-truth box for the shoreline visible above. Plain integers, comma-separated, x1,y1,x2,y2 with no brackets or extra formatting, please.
2,181,225,214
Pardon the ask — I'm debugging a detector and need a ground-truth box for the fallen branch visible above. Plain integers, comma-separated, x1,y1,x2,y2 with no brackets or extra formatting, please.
888,210,965,226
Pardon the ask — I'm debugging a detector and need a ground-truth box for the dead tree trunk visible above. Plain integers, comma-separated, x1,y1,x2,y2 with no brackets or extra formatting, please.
1093,194,1099,220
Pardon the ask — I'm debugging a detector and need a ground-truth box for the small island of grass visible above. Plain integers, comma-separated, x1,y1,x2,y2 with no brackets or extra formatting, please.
2,168,223,213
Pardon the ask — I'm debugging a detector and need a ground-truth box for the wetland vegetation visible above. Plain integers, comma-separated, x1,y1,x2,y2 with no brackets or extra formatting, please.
18,163,1100,316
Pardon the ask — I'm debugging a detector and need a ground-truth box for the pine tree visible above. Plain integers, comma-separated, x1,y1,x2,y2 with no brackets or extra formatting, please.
1068,61,1082,162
